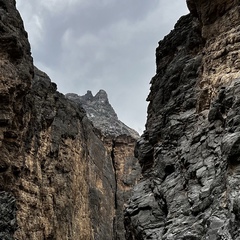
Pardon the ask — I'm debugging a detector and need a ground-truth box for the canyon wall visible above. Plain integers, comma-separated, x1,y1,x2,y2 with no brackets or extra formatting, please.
0,1,139,239
125,0,240,239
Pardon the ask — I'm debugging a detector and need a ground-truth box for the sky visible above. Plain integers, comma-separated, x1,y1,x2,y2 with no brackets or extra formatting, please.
16,0,189,134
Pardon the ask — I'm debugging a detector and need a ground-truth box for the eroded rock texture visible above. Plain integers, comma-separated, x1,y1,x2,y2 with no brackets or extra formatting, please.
125,1,240,239
0,1,139,239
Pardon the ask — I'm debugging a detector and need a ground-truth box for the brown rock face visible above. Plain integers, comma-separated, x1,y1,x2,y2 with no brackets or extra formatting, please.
4,65,97,239
125,0,240,239
106,135,141,240
187,0,240,111
0,1,33,238
0,1,139,239
0,0,33,148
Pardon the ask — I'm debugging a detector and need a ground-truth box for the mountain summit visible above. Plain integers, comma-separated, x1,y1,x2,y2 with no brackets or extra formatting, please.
66,90,139,139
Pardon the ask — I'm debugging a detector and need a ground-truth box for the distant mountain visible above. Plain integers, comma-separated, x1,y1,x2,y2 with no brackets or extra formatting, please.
66,90,139,139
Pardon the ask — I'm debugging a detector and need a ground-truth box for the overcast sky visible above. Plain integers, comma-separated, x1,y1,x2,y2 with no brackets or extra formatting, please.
16,0,189,134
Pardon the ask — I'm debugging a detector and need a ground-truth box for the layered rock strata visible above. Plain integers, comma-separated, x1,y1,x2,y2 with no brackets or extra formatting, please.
0,1,139,239
125,1,240,239
104,134,141,240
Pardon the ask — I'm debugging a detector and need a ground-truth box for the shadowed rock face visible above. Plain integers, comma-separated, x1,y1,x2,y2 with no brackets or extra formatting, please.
0,2,33,238
125,1,240,239
187,0,236,25
0,192,17,239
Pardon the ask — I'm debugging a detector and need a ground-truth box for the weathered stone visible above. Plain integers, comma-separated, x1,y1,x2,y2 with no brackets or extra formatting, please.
125,0,240,239
4,0,240,238
67,90,141,239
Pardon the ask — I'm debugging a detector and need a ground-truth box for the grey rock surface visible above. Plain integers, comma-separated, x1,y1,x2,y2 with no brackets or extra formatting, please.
125,2,240,239
66,91,139,139
0,192,16,240
4,0,240,239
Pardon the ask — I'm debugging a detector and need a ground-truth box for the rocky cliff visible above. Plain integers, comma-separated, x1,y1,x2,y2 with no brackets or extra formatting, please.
125,0,240,239
0,1,140,239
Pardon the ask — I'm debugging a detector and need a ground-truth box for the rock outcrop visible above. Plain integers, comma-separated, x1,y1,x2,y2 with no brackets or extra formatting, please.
125,1,240,239
0,1,140,239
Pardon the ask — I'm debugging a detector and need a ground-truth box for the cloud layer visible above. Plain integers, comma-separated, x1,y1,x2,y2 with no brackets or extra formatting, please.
16,0,189,134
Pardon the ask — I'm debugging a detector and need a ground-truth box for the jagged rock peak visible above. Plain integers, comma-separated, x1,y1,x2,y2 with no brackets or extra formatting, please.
66,90,139,139
95,89,108,101
78,89,114,113
81,90,108,103
82,90,94,101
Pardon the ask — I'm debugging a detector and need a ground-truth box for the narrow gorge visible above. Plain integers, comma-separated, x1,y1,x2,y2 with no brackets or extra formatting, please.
1,0,240,240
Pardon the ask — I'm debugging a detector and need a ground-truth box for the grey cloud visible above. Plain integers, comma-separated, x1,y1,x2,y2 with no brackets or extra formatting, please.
16,0,189,133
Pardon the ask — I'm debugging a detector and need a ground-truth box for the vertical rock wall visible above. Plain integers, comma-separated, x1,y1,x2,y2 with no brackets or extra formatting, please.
106,135,141,240
125,1,240,239
2,63,97,239
0,1,33,238
187,0,240,111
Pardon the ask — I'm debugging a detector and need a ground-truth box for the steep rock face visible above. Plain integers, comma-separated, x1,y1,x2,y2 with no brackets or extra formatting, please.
187,0,240,111
2,58,118,239
104,135,141,240
125,1,240,239
0,1,139,239
125,14,204,239
0,0,33,239
0,0,33,148
66,91,141,239
25,67,119,239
